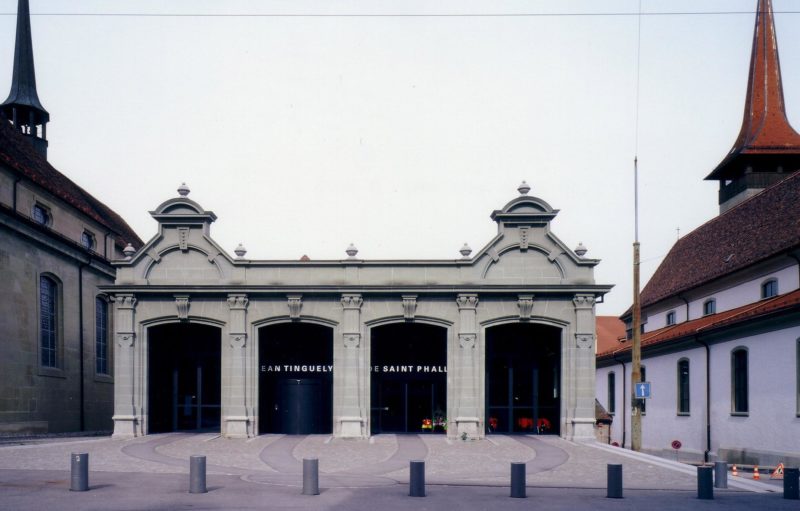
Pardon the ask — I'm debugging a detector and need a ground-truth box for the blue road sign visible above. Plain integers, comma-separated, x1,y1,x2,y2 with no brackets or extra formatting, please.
635,382,651,399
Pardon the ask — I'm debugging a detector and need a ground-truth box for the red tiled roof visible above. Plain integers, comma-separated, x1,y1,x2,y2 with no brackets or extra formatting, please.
637,172,800,310
600,289,800,359
596,316,626,355
0,121,142,251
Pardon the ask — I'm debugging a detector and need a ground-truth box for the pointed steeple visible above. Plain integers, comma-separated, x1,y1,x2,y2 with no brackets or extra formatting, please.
1,0,49,157
707,0,800,213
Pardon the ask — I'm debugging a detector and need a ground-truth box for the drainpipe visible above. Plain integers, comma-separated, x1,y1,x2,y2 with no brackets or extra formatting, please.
694,336,711,463
612,351,627,449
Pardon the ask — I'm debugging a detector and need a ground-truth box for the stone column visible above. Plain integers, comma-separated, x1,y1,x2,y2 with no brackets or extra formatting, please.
225,294,250,438
571,294,598,440
337,294,365,437
112,294,138,438
454,294,480,439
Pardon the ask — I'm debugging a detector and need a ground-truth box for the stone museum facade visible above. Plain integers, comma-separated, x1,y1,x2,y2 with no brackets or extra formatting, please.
108,183,611,441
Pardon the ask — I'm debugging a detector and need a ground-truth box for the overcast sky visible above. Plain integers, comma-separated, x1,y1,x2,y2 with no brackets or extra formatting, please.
2,0,799,316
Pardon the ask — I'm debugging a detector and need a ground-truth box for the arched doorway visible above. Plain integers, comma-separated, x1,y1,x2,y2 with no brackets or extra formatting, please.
148,323,222,433
370,323,447,434
258,323,333,434
485,323,561,434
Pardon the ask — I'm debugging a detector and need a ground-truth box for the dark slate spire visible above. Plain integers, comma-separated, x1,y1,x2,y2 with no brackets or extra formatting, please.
1,0,49,157
707,0,800,213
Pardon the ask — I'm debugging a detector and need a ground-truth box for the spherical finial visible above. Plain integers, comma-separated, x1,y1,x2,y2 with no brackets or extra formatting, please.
177,182,190,197
123,243,136,260
517,180,530,195
346,243,359,259
574,242,588,257
234,243,247,259
459,243,472,259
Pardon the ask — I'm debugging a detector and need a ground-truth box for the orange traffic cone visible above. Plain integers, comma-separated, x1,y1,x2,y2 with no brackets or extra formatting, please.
732,464,738,477
753,466,760,480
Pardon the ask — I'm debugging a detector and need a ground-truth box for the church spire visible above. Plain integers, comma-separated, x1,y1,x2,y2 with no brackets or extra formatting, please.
1,0,49,158
706,0,800,213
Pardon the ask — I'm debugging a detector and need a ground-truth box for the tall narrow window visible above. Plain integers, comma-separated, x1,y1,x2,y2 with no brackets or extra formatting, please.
732,348,748,414
677,359,690,414
95,297,109,375
40,276,58,368
32,204,49,226
761,279,778,299
608,372,616,414
666,311,676,326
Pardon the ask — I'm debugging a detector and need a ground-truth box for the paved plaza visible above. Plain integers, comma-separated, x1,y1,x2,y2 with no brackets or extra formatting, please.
0,433,792,510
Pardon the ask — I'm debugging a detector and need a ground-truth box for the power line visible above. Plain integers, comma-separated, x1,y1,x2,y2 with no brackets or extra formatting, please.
0,11,799,18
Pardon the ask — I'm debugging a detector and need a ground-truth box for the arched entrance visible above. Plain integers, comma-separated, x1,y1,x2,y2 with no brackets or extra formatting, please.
485,323,561,434
258,323,333,434
370,323,447,434
148,323,222,433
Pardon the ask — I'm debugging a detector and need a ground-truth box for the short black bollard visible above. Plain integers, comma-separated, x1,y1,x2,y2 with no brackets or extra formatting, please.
697,465,713,500
714,461,728,489
510,462,526,498
70,452,89,492
607,464,623,499
409,460,426,497
785,468,800,500
189,455,207,494
302,458,320,495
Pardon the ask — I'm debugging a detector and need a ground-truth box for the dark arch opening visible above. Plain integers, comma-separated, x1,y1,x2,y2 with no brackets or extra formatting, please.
148,323,221,433
370,323,447,434
485,323,561,434
258,323,333,434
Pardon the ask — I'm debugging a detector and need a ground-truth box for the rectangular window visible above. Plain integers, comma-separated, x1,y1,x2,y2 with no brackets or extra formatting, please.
608,372,616,414
666,311,676,326
732,349,748,414
95,298,109,375
40,276,58,368
678,359,690,414
703,300,716,316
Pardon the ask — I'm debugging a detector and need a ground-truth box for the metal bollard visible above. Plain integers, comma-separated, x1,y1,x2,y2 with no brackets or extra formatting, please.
302,458,320,495
409,460,426,497
785,468,800,500
510,462,526,498
189,455,207,494
714,461,728,489
607,464,623,499
70,452,89,492
697,465,713,500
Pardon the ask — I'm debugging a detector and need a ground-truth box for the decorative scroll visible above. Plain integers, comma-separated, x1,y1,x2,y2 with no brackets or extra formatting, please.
178,227,189,251
287,295,303,320
175,295,190,321
518,295,534,320
402,295,417,321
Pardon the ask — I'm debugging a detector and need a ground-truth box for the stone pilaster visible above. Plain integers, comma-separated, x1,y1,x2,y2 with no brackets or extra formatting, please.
338,294,365,437
225,294,250,437
112,294,139,437
571,293,597,440
454,294,480,439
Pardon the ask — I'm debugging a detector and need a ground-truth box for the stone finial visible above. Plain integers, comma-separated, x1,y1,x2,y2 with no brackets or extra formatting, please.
517,180,531,195
459,243,472,259
234,243,247,259
574,242,588,257
123,243,136,260
346,243,358,259
177,182,190,197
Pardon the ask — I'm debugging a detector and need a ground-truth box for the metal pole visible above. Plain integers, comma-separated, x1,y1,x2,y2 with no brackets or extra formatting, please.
189,455,207,494
697,466,713,500
302,458,320,495
714,461,728,489
510,462,526,498
409,460,426,497
607,464,623,498
785,468,800,500
70,453,89,492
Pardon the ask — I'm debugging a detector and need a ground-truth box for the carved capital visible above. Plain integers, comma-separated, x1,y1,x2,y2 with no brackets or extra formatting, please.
341,294,363,310
177,227,189,251
287,294,303,320
518,294,534,320
456,294,479,310
402,295,417,321
519,226,529,251
229,333,247,348
227,294,249,310
343,333,361,348
116,332,135,347
174,295,190,321
458,333,476,349
573,294,597,309
114,294,137,310
575,334,594,349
